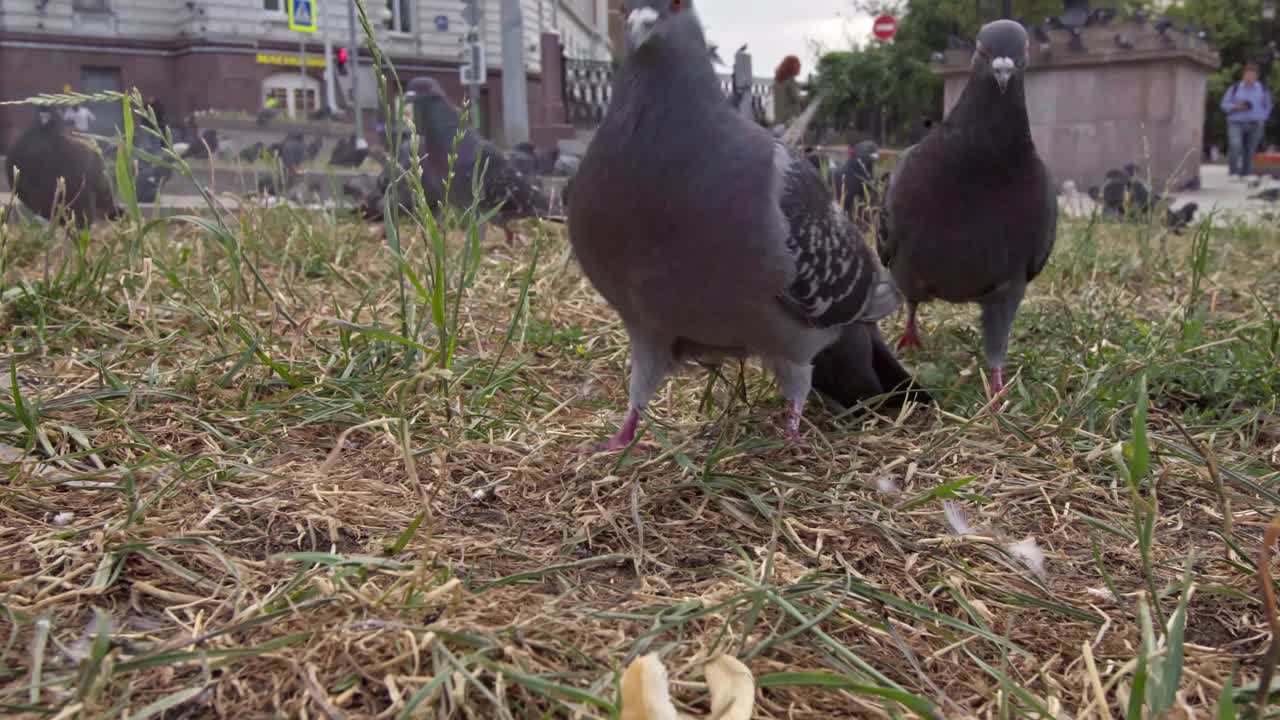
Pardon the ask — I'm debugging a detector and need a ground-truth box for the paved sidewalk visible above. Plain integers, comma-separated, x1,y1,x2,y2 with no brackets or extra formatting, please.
1061,163,1279,225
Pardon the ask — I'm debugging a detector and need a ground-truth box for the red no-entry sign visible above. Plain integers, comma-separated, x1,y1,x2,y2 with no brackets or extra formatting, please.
873,15,898,40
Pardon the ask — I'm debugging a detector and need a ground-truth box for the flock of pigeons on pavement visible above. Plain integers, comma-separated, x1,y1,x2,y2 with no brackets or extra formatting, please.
2,0,1221,450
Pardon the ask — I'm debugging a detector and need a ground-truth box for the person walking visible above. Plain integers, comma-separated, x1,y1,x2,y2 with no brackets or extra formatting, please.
62,104,95,133
772,55,806,128
1221,61,1272,179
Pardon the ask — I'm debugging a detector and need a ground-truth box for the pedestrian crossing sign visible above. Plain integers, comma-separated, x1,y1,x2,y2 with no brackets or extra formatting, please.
288,0,317,33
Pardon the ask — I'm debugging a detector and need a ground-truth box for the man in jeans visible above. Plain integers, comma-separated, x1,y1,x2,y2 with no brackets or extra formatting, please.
1221,62,1272,179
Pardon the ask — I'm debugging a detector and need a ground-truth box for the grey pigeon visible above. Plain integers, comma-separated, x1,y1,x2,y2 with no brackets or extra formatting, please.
402,76,552,244
181,129,220,159
239,142,265,162
569,0,924,450
305,136,323,162
329,135,370,167
836,140,881,225
1252,187,1280,202
277,132,307,169
1091,167,1198,230
878,19,1057,399
1115,33,1134,50
4,108,122,227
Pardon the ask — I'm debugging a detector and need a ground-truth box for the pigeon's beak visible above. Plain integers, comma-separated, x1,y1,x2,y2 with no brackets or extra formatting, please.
37,111,52,126
627,7,660,49
992,57,1015,94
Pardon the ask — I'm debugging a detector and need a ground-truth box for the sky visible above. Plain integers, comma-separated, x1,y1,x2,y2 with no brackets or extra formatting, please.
695,0,875,81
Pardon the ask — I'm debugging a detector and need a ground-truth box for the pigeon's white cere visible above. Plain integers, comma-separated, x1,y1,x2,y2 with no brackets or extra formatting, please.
992,57,1015,71
627,7,660,44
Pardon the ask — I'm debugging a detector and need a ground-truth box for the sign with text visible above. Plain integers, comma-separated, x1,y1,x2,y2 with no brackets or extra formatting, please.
257,53,326,68
289,0,317,33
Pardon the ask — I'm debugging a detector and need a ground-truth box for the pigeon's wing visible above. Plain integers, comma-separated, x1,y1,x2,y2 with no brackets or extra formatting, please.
1028,157,1058,282
474,142,550,220
773,143,898,329
877,143,918,266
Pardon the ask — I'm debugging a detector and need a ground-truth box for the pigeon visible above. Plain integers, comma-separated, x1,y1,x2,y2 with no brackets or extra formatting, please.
878,19,1057,399
277,132,307,169
4,107,122,227
305,136,323,162
506,141,541,176
1252,188,1280,202
1115,33,1135,50
343,173,385,220
329,135,370,167
568,0,924,449
1089,8,1116,25
401,76,553,244
239,142,265,162
1031,24,1051,44
836,140,881,225
180,129,220,159
1090,167,1196,230
1166,202,1198,231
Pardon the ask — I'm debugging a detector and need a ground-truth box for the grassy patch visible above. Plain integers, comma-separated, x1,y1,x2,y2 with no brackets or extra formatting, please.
2,86,1279,720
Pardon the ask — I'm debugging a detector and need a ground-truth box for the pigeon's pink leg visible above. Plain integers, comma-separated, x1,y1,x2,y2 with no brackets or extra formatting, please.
989,366,1005,398
783,400,805,442
596,408,642,452
897,304,924,350
503,226,518,245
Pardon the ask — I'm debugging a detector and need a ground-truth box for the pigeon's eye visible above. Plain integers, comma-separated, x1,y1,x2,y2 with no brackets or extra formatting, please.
670,0,683,11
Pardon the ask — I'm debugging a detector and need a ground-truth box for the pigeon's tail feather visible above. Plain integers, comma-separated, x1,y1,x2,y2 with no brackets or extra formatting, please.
810,324,931,410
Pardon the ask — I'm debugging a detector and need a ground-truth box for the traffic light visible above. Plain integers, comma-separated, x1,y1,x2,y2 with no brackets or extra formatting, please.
336,47,350,76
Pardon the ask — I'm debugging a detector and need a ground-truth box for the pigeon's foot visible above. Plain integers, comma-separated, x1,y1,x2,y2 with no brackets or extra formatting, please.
897,326,924,351
898,307,924,350
584,408,650,453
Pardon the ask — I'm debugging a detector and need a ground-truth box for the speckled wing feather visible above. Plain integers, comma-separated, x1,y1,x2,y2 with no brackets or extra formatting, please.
774,143,898,329
473,141,551,222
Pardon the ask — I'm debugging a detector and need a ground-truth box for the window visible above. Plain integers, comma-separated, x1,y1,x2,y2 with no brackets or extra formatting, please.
73,0,110,11
263,73,322,118
384,0,411,33
263,0,285,15
293,88,318,113
266,87,289,109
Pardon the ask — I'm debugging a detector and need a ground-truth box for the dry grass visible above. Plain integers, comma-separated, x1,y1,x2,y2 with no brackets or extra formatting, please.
1,186,1279,719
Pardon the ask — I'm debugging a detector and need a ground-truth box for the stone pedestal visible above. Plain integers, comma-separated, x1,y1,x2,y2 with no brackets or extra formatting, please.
934,24,1220,190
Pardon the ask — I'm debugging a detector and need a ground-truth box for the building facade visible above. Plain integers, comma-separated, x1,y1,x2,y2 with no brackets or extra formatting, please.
0,0,612,152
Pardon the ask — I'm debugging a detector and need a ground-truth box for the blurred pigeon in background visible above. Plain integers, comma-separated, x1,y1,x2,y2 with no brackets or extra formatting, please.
402,76,553,244
4,107,122,227
835,140,881,225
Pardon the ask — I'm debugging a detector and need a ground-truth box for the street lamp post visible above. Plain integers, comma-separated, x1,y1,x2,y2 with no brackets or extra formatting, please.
347,0,363,139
